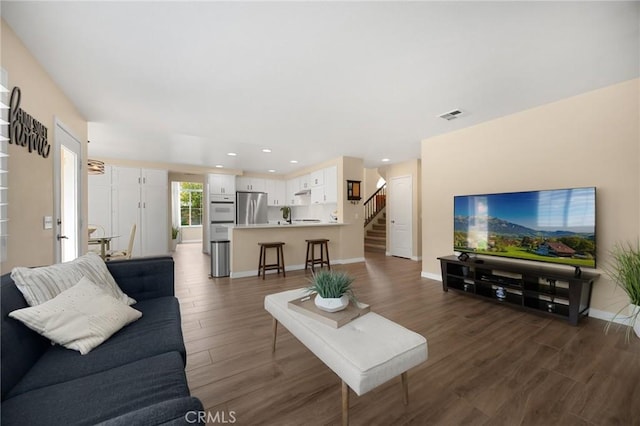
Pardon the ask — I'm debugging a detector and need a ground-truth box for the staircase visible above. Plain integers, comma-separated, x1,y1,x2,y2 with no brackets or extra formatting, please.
365,212,386,253
363,184,387,254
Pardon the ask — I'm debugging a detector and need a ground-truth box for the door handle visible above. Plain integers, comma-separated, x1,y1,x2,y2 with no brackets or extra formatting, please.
391,220,395,224
57,235,68,240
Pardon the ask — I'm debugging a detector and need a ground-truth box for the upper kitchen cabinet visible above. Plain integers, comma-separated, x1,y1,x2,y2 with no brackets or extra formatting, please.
310,166,338,204
142,169,168,187
310,169,324,187
286,177,299,206
208,174,236,195
299,174,311,190
265,179,286,206
324,166,338,203
236,176,265,192
286,175,312,206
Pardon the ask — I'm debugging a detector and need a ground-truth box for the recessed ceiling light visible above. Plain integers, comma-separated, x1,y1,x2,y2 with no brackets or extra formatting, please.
290,160,298,164
227,152,237,156
381,158,390,162
262,148,272,153
268,169,276,173
215,164,223,168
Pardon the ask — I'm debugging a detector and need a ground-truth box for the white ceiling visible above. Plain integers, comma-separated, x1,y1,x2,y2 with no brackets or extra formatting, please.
2,1,638,175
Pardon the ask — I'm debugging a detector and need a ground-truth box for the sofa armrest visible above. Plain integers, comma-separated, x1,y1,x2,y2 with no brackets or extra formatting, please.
96,397,205,426
106,256,175,301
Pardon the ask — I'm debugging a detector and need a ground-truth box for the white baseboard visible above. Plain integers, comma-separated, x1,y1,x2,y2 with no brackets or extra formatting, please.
385,251,421,262
588,307,633,325
337,257,366,265
421,271,442,281
230,258,366,279
230,266,301,279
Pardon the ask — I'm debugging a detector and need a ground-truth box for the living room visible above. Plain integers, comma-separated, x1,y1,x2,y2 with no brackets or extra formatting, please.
1,2,639,425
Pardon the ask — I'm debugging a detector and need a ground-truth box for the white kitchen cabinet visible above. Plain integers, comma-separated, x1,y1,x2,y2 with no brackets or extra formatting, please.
310,166,338,204
236,176,265,192
265,179,286,206
286,177,299,206
311,186,324,204
324,166,338,203
208,174,236,195
142,168,168,187
310,169,324,187
298,174,310,190
90,166,169,257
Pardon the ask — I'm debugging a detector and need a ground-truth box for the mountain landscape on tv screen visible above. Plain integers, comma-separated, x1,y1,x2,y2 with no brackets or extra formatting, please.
454,216,594,239
454,216,596,267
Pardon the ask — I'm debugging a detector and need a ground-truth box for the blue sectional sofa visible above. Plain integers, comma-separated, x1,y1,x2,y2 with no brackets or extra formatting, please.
1,256,204,425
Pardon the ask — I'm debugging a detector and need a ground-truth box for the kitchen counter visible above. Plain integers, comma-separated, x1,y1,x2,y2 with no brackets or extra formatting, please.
228,222,362,278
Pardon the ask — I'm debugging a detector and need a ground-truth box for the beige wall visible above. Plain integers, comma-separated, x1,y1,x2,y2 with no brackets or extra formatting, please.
380,159,422,259
421,79,639,316
230,225,345,276
338,156,365,262
168,172,205,184
1,20,88,272
363,167,383,200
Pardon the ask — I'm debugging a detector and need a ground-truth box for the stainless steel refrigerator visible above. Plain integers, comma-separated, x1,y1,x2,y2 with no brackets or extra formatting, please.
236,191,268,225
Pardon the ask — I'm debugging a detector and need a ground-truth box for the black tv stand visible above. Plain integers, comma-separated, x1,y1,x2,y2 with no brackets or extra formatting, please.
438,255,599,325
574,266,582,278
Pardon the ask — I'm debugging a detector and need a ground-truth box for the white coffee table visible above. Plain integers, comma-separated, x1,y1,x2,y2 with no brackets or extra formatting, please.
265,288,428,426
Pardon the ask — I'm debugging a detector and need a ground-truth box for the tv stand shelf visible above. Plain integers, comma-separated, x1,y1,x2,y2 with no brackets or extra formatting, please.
438,255,599,325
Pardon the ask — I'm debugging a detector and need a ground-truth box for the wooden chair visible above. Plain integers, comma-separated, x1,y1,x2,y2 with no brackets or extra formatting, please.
106,224,136,261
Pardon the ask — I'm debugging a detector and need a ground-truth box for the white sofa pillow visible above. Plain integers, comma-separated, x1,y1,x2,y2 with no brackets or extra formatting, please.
10,252,136,306
9,277,142,355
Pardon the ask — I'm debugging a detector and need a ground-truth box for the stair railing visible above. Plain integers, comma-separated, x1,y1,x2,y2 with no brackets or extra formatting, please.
364,184,386,226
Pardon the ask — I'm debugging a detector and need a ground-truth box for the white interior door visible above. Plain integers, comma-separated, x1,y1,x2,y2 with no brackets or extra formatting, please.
54,121,82,263
389,175,412,259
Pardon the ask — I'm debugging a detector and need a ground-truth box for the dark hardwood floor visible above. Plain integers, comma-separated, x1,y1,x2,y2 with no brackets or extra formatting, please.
173,242,640,425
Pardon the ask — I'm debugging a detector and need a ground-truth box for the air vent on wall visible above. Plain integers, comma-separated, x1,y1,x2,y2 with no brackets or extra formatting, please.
439,109,463,121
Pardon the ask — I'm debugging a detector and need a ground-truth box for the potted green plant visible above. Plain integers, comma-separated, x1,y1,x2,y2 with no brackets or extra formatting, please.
306,270,356,313
605,241,640,340
171,226,180,252
280,206,292,224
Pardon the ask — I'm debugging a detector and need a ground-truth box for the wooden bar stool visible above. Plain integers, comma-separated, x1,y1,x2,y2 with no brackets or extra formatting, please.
258,242,286,280
305,239,331,272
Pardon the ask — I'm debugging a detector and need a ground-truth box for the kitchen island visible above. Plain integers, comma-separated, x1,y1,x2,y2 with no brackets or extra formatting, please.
229,222,363,278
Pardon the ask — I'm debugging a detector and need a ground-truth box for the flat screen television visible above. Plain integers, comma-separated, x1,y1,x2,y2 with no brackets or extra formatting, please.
454,187,596,269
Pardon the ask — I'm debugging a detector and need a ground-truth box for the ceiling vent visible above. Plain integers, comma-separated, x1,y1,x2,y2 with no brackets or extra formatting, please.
439,109,463,121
